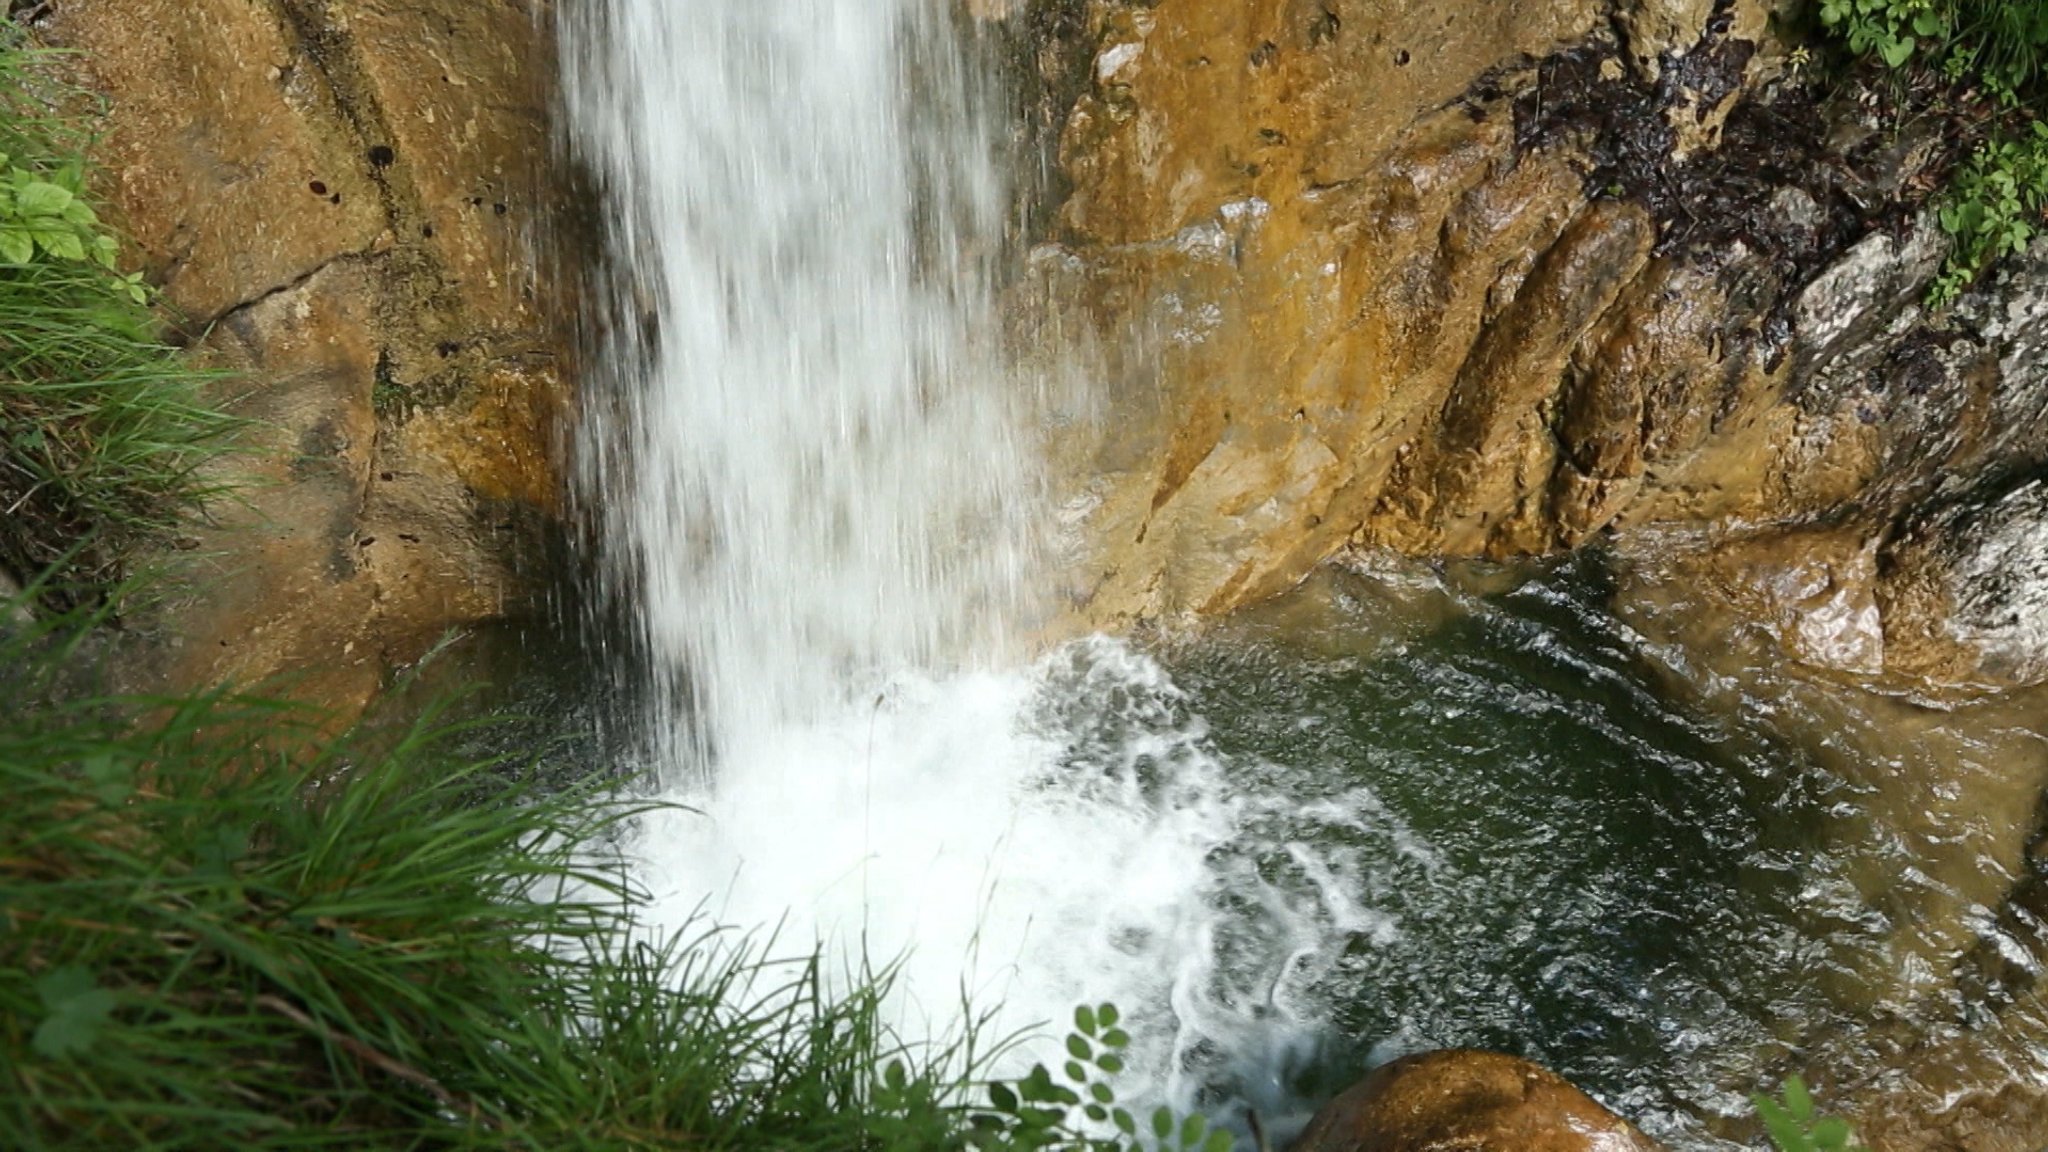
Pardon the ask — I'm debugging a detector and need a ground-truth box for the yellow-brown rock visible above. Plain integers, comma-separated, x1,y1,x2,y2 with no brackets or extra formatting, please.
56,0,388,324
43,0,565,712
1019,0,2048,693
1291,1050,1663,1152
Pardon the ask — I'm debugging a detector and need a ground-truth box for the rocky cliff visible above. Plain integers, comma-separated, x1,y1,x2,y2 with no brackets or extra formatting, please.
1020,0,2048,691
43,0,565,710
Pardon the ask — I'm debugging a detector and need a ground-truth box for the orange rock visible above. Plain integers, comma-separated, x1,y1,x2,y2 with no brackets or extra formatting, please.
1291,1050,1663,1152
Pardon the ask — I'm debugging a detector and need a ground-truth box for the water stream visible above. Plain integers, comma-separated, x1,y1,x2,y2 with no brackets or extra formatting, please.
558,2,2048,1148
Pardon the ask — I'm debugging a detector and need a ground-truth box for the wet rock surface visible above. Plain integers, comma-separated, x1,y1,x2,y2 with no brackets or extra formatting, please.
43,0,566,711
1015,0,2047,695
1882,477,2048,688
1290,1050,1663,1152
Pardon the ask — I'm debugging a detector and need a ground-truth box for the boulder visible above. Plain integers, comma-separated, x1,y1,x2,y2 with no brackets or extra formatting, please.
1291,1050,1663,1152
43,0,567,712
1881,478,2048,688
1007,0,2048,675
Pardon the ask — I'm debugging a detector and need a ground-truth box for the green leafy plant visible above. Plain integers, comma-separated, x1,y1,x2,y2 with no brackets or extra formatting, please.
1817,0,1944,70
967,1004,1235,1152
1932,119,2048,303
0,152,115,269
1811,0,2048,303
1754,1076,1869,1152
0,19,234,608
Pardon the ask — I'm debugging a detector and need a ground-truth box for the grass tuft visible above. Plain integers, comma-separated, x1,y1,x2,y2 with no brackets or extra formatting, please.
0,608,1015,1149
0,18,235,609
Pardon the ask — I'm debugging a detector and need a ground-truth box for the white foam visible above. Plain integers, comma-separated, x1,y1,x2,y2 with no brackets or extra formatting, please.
623,638,1241,1100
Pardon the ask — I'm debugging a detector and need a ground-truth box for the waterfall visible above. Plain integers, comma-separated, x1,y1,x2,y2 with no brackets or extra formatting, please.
554,9,1976,1147
564,0,1036,777
557,0,1232,1090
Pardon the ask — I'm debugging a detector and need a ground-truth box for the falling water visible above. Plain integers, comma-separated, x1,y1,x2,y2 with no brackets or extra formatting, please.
559,0,1214,1096
558,2,2048,1147
564,0,1034,775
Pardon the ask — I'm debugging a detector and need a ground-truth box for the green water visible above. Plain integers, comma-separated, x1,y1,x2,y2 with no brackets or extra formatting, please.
499,547,2048,1148
1133,553,2048,1146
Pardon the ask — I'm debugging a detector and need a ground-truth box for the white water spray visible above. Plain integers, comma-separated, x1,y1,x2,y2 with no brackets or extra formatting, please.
561,0,1251,1103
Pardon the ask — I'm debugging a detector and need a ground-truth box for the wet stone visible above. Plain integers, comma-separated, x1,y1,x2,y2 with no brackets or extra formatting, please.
1292,1050,1665,1152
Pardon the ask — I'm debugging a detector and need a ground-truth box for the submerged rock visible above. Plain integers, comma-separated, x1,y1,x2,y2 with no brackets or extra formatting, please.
1291,1050,1662,1152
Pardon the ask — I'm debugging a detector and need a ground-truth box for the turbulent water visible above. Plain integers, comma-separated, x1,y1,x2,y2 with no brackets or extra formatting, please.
560,2,2048,1148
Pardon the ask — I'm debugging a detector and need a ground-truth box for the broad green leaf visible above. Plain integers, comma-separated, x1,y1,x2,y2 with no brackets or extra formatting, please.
1075,1004,1097,1035
989,1082,1019,1112
1098,1003,1120,1028
16,180,73,217
1066,1034,1092,1060
1809,1116,1853,1150
33,966,117,1059
1181,1113,1208,1148
35,227,85,262
1152,1107,1175,1141
1102,1027,1131,1049
1021,1065,1062,1103
0,226,31,264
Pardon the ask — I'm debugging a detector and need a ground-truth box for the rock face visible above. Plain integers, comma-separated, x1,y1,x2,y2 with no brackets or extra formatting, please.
1291,1050,1663,1152
1881,478,2048,687
42,0,564,710
1021,0,2048,688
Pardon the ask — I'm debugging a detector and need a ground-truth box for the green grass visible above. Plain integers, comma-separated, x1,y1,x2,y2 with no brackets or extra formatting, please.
1814,0,2048,303
0,609,958,1149
0,18,235,609
0,601,1243,1151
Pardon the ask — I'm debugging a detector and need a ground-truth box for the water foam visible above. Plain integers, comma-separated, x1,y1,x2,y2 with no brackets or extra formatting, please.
559,0,1254,1118
623,639,1252,1099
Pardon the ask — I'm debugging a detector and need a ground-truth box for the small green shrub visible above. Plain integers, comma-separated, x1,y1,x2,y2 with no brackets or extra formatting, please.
0,19,233,607
1818,0,2048,97
1813,0,2048,303
1933,120,2048,302
1754,1076,1868,1152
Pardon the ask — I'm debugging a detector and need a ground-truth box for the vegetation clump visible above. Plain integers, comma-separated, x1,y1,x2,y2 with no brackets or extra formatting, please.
0,604,1242,1150
0,20,231,610
1814,0,2048,302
